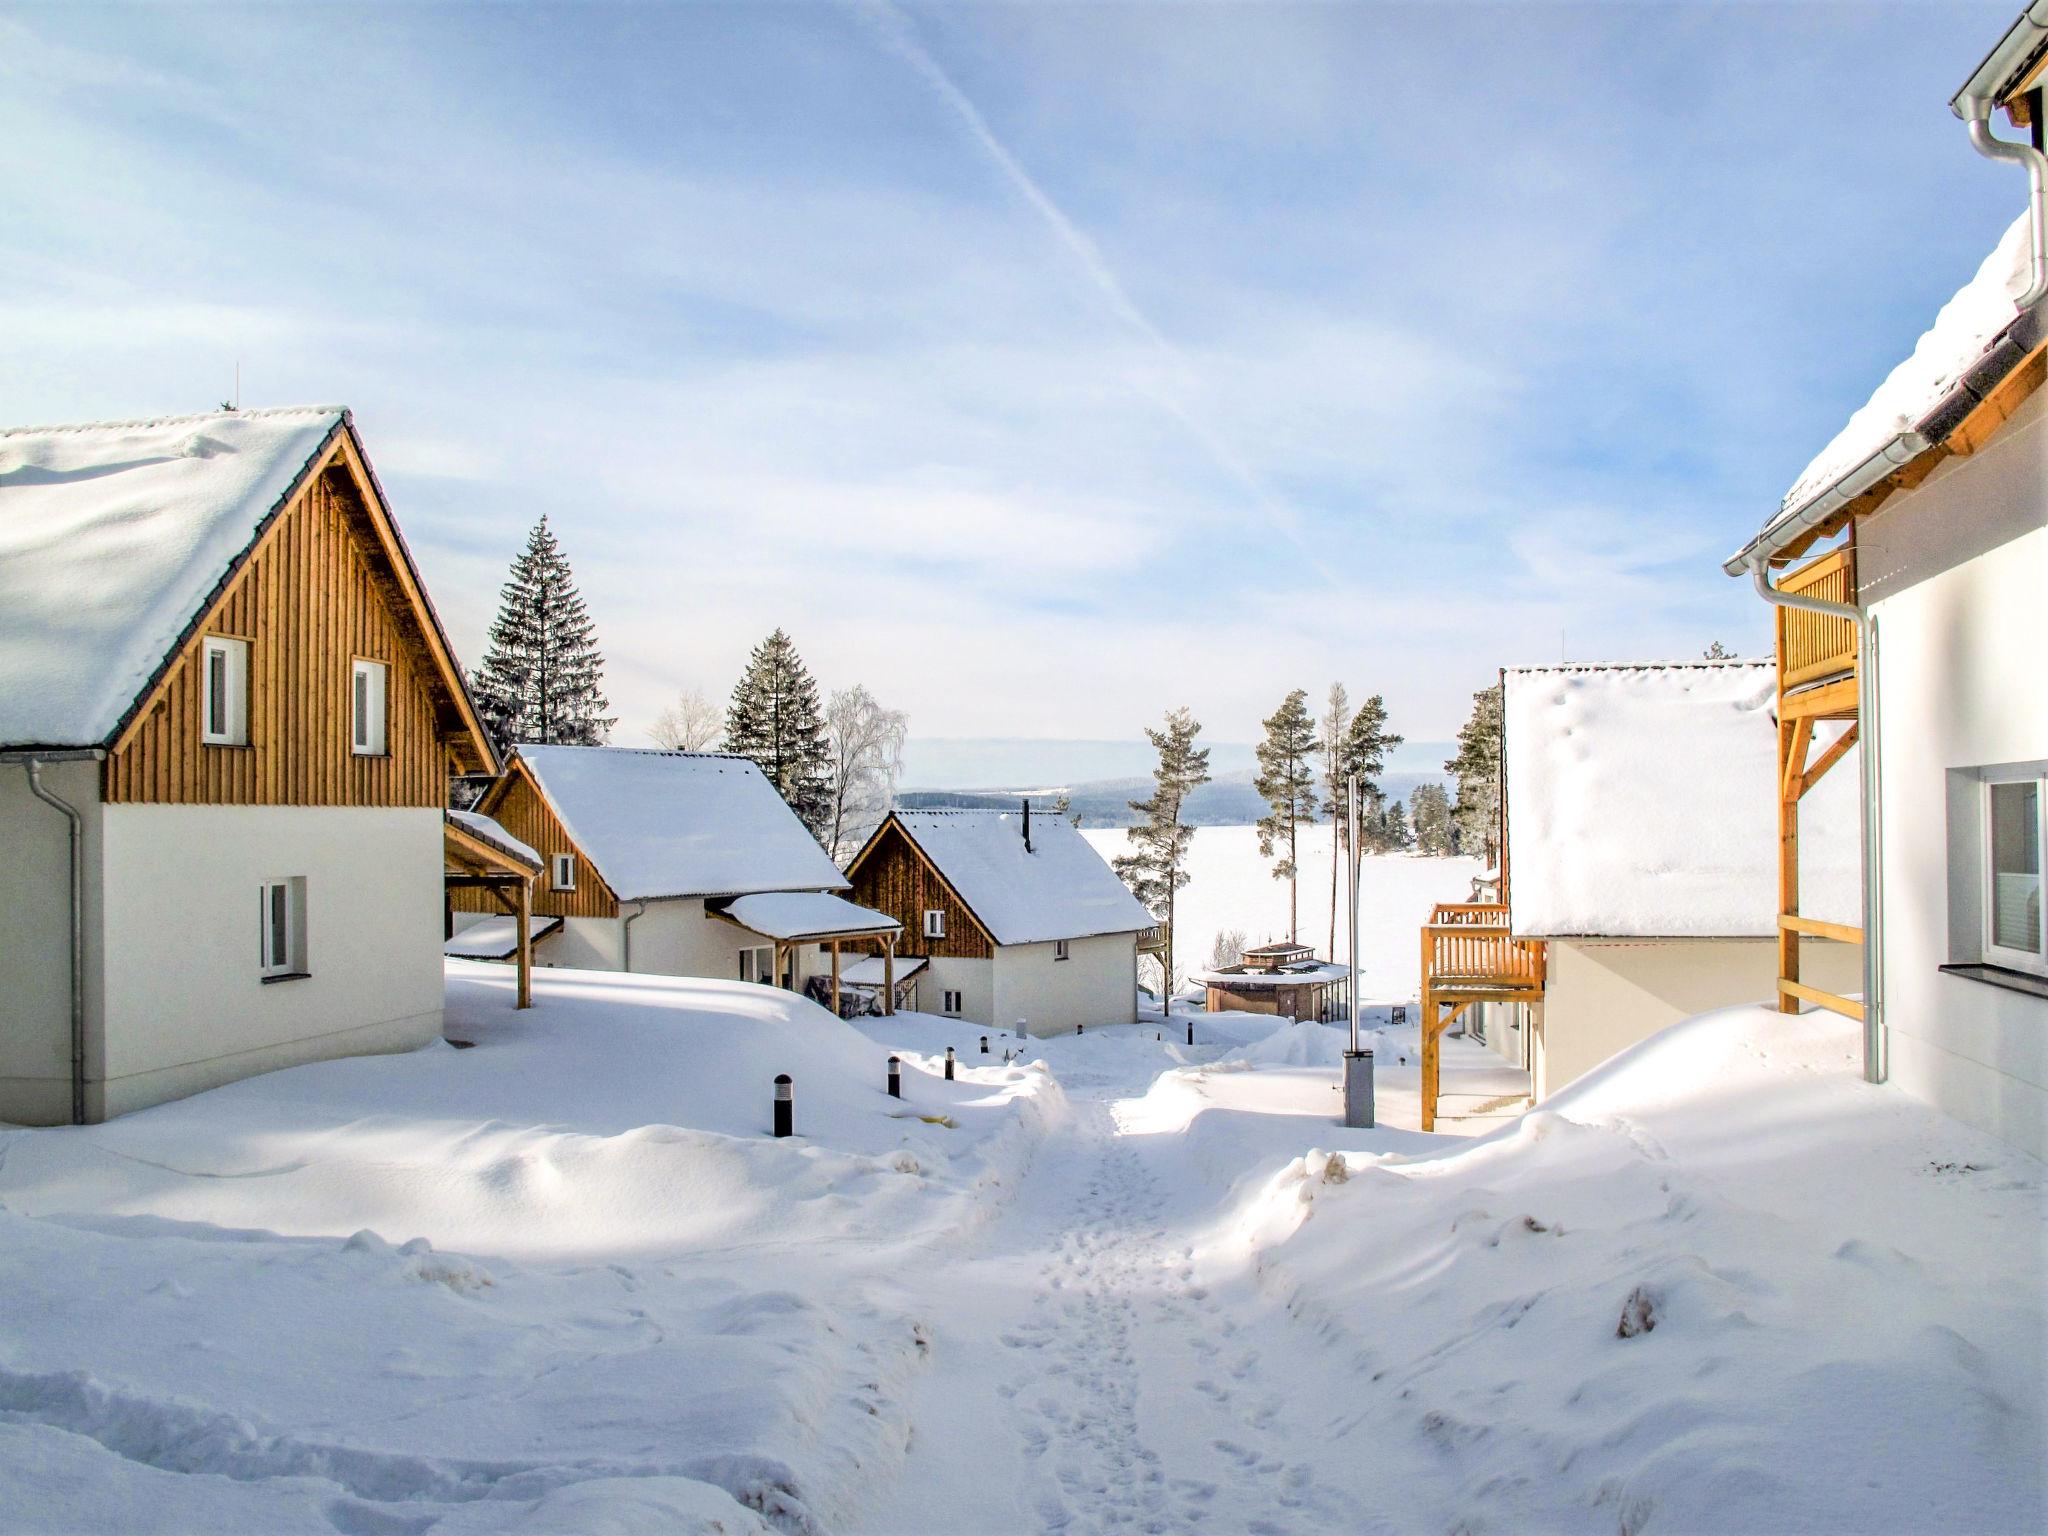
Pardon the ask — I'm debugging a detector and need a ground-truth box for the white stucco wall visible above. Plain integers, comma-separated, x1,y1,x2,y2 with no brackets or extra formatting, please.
0,758,106,1125
1858,389,2047,1159
994,933,1140,1037
94,805,445,1120
540,916,624,971
919,956,996,1027
1534,937,1861,1101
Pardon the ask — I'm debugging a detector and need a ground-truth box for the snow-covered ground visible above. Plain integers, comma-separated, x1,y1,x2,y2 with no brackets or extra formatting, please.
1082,823,1483,996
1,963,2041,1534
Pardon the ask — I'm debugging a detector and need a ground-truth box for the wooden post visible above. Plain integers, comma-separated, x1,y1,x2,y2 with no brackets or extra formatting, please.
1420,922,1436,1131
830,941,842,1018
776,941,791,990
1778,716,1806,1013
883,935,896,1017
515,876,533,1011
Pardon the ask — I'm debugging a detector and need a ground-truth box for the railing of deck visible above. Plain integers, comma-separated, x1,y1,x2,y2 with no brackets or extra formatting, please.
1421,903,1547,989
1778,548,1858,689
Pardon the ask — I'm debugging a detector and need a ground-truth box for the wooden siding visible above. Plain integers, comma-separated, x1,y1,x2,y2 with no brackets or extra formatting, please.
107,461,461,806
847,819,994,959
451,763,619,919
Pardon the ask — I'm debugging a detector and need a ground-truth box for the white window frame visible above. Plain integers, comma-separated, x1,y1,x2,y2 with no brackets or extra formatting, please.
1054,939,1070,962
551,853,577,893
351,658,389,757
1982,773,2047,976
943,989,962,1015
259,877,306,979
740,944,774,986
923,909,945,940
201,635,249,746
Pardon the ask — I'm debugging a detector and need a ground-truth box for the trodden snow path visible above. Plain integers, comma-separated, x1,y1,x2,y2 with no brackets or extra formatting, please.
853,1080,1370,1536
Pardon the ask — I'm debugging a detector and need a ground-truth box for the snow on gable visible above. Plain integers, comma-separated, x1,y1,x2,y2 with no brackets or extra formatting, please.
1766,212,2033,537
1505,662,1860,939
516,746,849,902
0,407,346,749
893,809,1154,946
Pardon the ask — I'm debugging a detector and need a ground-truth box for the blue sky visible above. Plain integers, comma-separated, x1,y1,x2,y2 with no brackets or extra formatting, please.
0,1,2024,772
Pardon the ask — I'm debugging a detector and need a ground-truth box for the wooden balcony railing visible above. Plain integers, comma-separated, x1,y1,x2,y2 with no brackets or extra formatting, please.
1778,547,1858,690
1421,903,1547,991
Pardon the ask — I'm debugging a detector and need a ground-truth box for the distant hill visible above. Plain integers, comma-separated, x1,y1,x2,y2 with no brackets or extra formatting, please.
897,766,1446,829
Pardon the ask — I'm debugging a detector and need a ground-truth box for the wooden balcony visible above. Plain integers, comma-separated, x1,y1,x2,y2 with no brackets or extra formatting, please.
1778,547,1858,717
1419,903,1546,1131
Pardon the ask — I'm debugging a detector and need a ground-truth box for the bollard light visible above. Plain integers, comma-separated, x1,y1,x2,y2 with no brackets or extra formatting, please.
773,1074,793,1138
1187,1018,1195,1046
980,1035,989,1054
944,1046,955,1082
1076,1022,1084,1035
887,1055,901,1099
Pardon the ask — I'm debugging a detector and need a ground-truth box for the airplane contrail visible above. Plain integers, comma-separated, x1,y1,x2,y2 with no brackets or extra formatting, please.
851,0,1333,579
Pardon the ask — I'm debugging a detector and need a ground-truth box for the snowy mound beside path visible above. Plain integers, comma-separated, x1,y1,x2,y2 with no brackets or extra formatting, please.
1228,1004,2046,1535
0,963,1060,1534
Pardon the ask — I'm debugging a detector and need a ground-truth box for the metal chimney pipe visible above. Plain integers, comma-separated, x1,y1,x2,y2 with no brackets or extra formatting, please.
1022,797,1033,852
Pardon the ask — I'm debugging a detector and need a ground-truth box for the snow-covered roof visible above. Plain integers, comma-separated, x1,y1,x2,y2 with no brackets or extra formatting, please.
718,891,901,942
1504,662,1860,939
0,407,347,749
512,746,849,902
1199,962,1349,988
839,955,928,987
1741,213,2034,564
442,912,563,959
882,809,1155,945
446,809,540,870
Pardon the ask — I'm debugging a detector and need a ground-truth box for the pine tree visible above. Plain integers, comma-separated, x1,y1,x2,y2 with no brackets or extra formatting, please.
1335,696,1400,868
1703,640,1735,660
1113,708,1211,1016
1318,684,1351,959
725,629,835,840
1379,798,1413,851
1253,689,1319,943
1446,681,1504,867
469,514,614,747
1410,782,1454,855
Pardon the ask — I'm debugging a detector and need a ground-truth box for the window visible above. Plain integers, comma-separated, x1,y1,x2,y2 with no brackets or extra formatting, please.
551,853,577,892
351,659,389,756
740,945,774,986
1054,939,1070,962
923,909,945,940
259,878,306,979
943,989,962,1015
1986,777,2045,973
201,636,249,746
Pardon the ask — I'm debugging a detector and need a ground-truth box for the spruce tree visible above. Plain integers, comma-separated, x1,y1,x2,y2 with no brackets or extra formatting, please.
1410,782,1454,855
1253,689,1319,943
1113,708,1211,1014
726,629,835,840
469,514,614,747
1446,681,1504,867
1379,798,1414,852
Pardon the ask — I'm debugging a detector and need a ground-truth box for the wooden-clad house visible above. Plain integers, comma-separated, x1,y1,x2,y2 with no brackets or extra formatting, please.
1200,942,1350,1022
1724,15,2047,1156
450,745,901,1004
0,407,498,1124
846,806,1153,1035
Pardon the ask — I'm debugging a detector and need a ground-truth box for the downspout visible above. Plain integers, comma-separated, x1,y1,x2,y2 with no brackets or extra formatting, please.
1963,114,2048,308
1748,564,1885,1083
622,900,649,972
22,759,89,1124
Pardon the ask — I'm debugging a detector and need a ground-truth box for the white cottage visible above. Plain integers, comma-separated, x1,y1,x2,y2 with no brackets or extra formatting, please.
1421,661,1861,1128
1723,10,2047,1156
0,407,499,1124
450,746,902,1008
845,807,1153,1035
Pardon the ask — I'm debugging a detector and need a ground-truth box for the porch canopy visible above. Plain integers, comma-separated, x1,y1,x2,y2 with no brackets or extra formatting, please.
444,809,543,1010
709,892,904,1015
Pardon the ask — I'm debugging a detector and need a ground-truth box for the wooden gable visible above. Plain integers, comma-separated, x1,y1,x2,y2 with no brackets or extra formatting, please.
452,759,620,920
845,816,995,959
103,423,495,805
